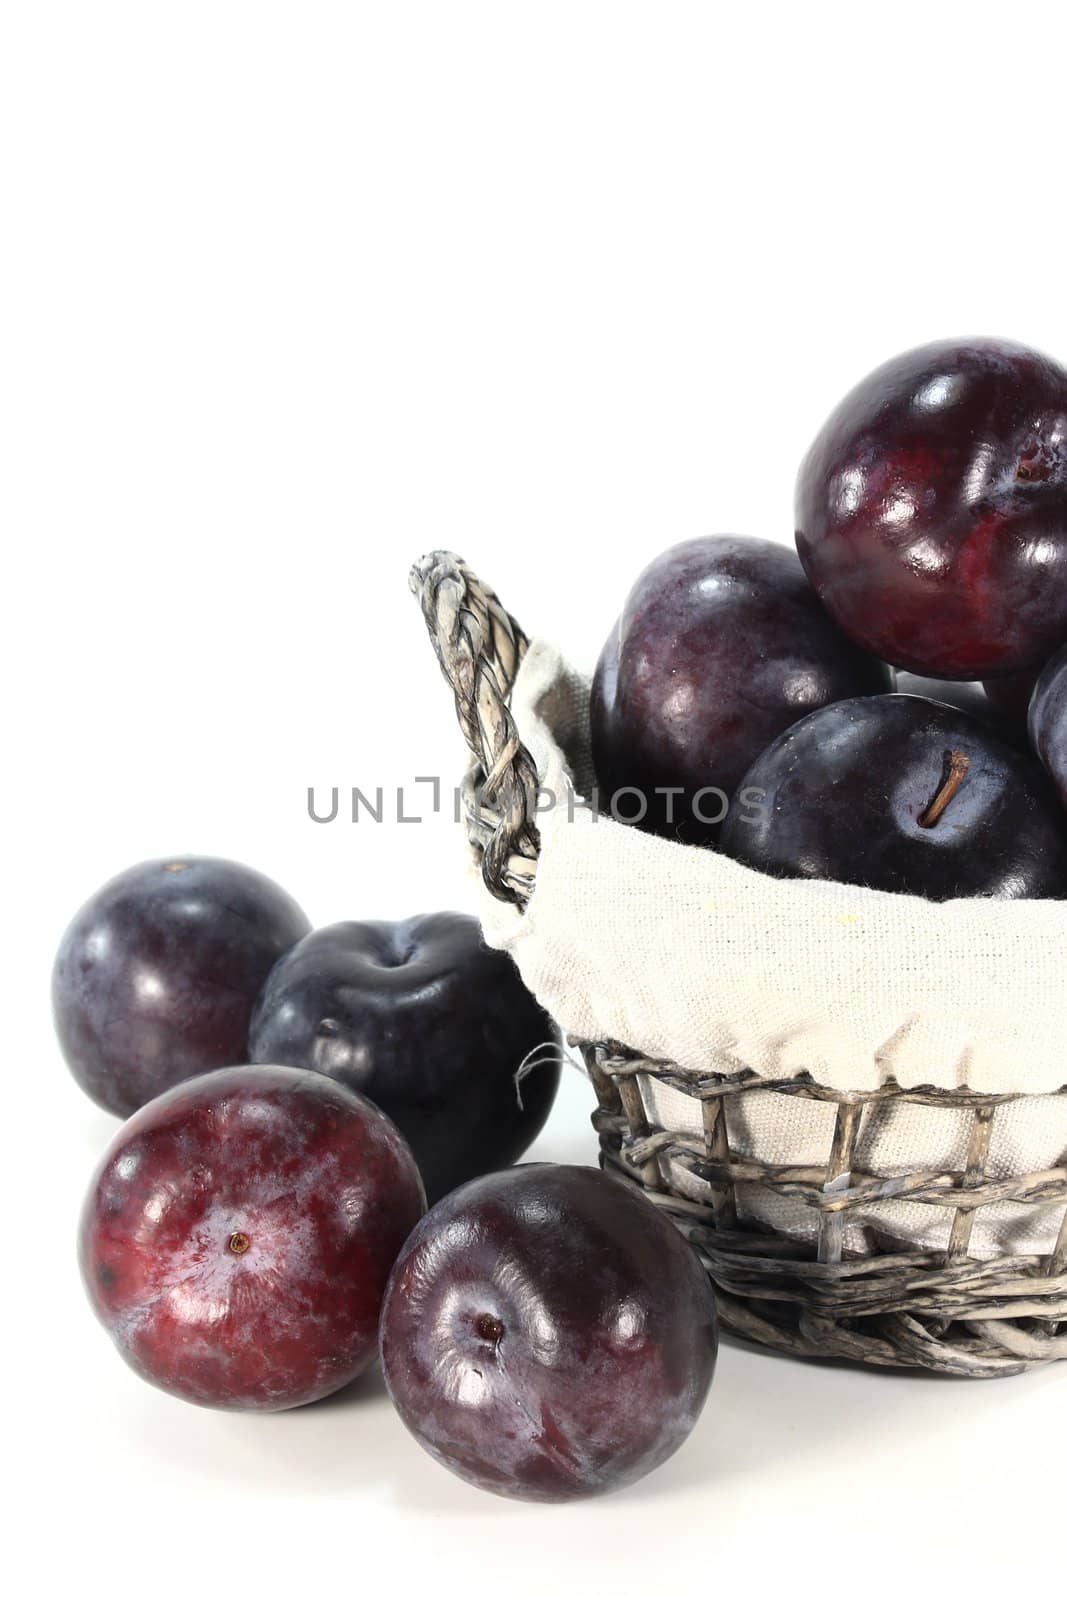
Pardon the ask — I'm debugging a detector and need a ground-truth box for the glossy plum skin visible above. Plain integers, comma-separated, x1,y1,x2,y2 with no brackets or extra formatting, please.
797,338,1067,679
380,1165,718,1503
590,536,890,845
249,914,560,1204
1029,644,1067,810
80,1065,425,1411
721,695,1067,901
53,857,311,1116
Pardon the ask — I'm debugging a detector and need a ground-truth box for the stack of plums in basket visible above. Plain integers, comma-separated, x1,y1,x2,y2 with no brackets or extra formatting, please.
592,337,1067,899
56,856,719,1501
54,335,1067,1505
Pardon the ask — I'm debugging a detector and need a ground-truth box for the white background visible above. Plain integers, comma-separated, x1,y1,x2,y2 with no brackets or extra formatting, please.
4,4,1065,1596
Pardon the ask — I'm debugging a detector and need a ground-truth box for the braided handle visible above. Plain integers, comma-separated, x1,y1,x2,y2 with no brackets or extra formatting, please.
409,551,542,906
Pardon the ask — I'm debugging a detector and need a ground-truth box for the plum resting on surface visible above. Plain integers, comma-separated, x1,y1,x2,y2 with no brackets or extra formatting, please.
249,914,560,1204
590,536,890,845
796,338,1067,680
53,857,311,1116
1030,644,1067,810
720,694,1067,901
380,1165,718,1502
80,1065,425,1411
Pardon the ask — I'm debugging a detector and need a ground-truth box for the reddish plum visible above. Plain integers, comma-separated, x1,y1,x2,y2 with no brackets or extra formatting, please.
249,914,560,1203
590,536,890,845
80,1065,425,1410
721,695,1067,901
380,1165,718,1502
797,338,1067,679
53,857,310,1116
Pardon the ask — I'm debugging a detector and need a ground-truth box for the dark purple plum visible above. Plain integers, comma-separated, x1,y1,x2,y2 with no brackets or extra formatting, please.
1029,644,1067,810
80,1065,425,1411
380,1164,718,1503
590,536,890,845
720,695,1067,901
53,856,310,1116
249,915,560,1204
797,338,1067,679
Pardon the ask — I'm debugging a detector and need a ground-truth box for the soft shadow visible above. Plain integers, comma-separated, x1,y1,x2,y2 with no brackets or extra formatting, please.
128,1359,511,1515
304,1362,389,1410
127,1331,1063,1513
621,1335,1066,1506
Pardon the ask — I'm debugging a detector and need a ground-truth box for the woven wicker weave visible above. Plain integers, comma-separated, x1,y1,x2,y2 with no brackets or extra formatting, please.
411,550,1067,1378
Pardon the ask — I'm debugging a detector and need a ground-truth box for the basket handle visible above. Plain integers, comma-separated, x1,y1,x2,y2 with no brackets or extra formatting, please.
409,551,542,906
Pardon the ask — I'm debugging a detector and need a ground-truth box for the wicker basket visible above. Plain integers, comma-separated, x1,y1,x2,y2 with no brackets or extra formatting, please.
410,550,1067,1378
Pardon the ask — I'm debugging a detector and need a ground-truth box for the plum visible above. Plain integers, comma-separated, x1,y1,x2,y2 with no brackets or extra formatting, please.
797,338,1067,679
380,1165,718,1502
79,1064,425,1410
590,536,890,845
720,694,1067,900
53,856,310,1116
249,914,560,1203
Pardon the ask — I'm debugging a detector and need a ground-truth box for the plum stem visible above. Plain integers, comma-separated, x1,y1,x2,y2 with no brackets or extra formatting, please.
228,1231,251,1255
918,750,970,828
474,1312,504,1345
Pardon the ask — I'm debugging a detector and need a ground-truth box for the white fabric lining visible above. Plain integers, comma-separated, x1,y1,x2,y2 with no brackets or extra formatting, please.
471,640,1067,1257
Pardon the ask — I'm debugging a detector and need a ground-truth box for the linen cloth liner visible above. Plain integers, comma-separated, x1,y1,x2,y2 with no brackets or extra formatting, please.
474,639,1067,1258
